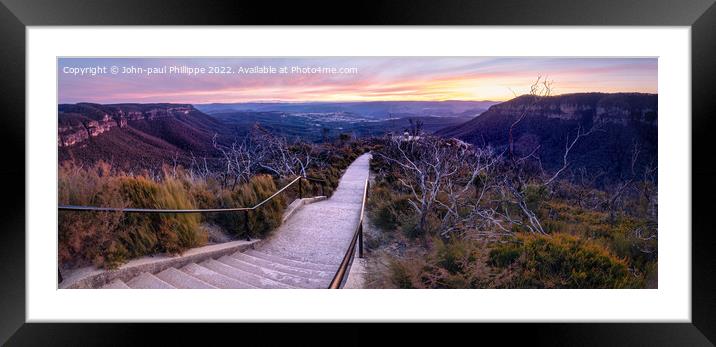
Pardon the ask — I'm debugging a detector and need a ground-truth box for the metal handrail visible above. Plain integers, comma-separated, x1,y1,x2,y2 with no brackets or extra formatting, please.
328,178,369,289
57,175,328,285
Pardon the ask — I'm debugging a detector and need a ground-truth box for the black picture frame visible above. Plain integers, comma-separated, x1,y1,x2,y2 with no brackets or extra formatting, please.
1,0,715,345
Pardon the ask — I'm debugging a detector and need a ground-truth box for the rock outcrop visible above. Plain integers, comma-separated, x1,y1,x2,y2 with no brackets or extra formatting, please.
57,103,195,147
482,93,657,126
435,93,658,183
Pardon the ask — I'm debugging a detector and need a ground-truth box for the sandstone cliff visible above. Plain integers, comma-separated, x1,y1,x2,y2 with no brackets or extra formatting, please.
436,93,658,183
58,103,195,147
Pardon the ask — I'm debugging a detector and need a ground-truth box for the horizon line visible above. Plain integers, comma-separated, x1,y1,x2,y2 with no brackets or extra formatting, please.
58,90,658,105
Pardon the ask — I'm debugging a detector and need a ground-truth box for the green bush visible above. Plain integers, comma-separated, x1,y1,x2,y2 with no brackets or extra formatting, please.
543,201,657,280
415,238,482,288
209,175,285,238
488,242,521,268
434,238,477,274
523,183,548,211
368,185,414,231
389,260,417,289
387,232,641,289
388,238,484,289
497,233,639,288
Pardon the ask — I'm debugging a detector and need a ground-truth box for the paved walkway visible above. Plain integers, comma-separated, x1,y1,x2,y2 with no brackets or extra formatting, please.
98,153,372,289
258,153,371,266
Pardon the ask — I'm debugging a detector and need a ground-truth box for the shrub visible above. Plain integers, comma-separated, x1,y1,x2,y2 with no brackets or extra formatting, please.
112,175,206,263
496,233,639,288
543,200,657,280
389,260,417,289
211,175,285,238
247,175,286,236
488,242,521,268
58,162,127,268
58,142,371,269
415,238,483,288
388,238,484,289
603,218,657,273
368,185,414,231
523,183,548,211
59,162,209,269
188,179,217,209
156,177,206,251
434,238,477,274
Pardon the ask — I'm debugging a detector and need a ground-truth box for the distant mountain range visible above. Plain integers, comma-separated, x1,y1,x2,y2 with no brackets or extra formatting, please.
57,101,495,169
58,95,657,182
196,100,497,141
195,100,498,119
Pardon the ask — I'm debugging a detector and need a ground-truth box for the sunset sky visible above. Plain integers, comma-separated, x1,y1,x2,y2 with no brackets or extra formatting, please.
58,57,657,104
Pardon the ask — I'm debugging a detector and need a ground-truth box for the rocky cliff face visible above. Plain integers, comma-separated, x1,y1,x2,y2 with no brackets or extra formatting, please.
58,103,194,147
435,93,658,183
484,93,657,126
58,103,231,171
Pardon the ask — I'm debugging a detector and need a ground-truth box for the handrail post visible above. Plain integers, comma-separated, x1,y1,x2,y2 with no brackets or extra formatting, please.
358,222,364,258
244,210,251,241
298,177,303,199
358,179,368,258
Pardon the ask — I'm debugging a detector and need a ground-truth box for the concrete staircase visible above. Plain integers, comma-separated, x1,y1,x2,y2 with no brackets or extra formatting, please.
101,153,371,289
101,249,337,289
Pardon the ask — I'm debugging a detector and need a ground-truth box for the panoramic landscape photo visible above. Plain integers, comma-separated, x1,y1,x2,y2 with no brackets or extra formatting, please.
57,57,658,289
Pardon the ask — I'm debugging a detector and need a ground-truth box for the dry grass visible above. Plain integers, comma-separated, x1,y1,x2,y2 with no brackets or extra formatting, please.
58,143,371,270
59,163,286,269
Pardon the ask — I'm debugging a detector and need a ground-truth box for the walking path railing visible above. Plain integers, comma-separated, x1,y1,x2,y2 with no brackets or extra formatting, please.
57,175,328,283
328,178,368,289
59,172,368,289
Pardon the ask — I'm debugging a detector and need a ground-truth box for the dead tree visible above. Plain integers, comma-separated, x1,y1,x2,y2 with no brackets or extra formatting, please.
508,76,553,160
210,126,320,189
603,141,645,223
376,135,464,233
543,125,599,186
502,77,600,234
213,133,264,189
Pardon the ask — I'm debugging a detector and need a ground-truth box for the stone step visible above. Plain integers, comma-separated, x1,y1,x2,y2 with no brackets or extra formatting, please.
231,252,332,280
181,263,256,289
156,267,217,289
245,249,337,272
126,272,175,289
200,259,294,289
217,255,325,289
255,249,344,268
327,195,364,204
258,250,344,269
101,279,131,289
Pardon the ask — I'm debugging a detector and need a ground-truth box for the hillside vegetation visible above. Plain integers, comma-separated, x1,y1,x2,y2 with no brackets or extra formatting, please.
365,85,657,289
366,134,656,289
58,90,658,288
59,133,368,269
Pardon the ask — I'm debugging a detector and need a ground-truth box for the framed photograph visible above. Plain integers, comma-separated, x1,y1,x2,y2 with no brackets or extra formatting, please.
2,0,715,345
